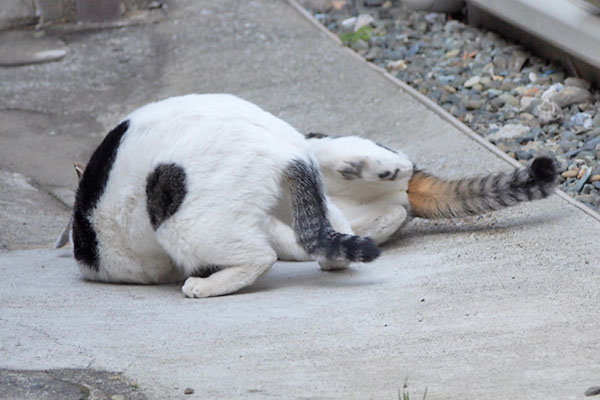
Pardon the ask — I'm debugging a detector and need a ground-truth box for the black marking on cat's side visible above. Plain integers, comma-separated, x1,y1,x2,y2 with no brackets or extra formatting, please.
306,132,330,139
146,163,187,230
285,159,380,262
72,120,130,270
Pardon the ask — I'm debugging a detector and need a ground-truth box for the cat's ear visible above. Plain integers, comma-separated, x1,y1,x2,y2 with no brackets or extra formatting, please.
74,162,86,180
54,214,73,249
54,162,84,249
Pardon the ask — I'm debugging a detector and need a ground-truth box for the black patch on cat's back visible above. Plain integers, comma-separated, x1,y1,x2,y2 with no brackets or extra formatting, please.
146,163,187,230
72,120,130,270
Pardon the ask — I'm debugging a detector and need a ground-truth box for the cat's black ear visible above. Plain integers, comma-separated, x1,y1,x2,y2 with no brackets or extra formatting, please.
306,132,329,139
74,162,86,180
54,215,73,249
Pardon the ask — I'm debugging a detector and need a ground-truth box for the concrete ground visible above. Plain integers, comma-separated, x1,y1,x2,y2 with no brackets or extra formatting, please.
0,0,599,399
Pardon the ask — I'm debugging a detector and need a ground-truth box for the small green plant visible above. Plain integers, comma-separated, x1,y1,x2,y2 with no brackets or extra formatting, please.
339,26,373,44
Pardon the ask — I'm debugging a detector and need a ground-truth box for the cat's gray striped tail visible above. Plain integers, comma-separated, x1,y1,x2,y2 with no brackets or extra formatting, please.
285,159,380,262
408,156,558,219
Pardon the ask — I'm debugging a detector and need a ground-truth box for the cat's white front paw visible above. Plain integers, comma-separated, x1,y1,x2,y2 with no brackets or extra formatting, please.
182,277,213,298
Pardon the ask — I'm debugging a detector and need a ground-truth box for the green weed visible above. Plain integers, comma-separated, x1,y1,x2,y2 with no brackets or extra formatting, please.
339,26,373,44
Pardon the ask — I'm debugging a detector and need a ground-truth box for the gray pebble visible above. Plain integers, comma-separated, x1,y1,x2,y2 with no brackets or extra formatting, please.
437,75,456,85
490,97,505,109
487,123,529,141
407,43,420,57
583,136,600,150
382,48,406,60
498,94,519,107
350,39,369,52
582,183,594,194
461,97,485,110
369,36,387,47
515,150,533,160
571,112,593,129
537,101,563,125
525,99,543,114
559,139,575,152
577,194,595,203
509,49,529,71
552,86,592,108
565,77,591,90
576,168,593,192
486,89,503,99
365,46,383,60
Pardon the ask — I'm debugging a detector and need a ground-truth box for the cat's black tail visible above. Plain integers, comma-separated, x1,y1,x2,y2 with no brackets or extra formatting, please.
284,159,380,263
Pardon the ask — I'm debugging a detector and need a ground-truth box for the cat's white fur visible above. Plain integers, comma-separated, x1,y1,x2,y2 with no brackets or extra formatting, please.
74,94,381,298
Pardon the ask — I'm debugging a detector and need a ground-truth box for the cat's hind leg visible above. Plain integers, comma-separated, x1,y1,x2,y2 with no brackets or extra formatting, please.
318,201,355,271
267,216,314,261
181,250,276,298
268,200,355,269
155,214,278,297
344,199,409,245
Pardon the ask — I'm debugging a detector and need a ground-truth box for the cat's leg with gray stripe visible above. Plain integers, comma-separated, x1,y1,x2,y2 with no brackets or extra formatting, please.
267,201,353,264
316,200,356,271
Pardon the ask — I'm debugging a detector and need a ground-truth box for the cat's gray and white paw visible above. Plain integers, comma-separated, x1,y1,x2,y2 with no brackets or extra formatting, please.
338,160,364,180
336,157,412,182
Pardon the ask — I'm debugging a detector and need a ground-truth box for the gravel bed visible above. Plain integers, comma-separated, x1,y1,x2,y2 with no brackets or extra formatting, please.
304,0,600,212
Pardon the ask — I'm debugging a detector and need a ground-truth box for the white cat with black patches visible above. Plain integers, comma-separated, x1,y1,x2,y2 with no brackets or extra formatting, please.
62,93,558,297
68,94,379,298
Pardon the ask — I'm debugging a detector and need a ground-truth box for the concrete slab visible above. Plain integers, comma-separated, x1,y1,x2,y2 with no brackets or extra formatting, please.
0,168,69,250
0,31,68,66
0,0,36,30
1,0,599,399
